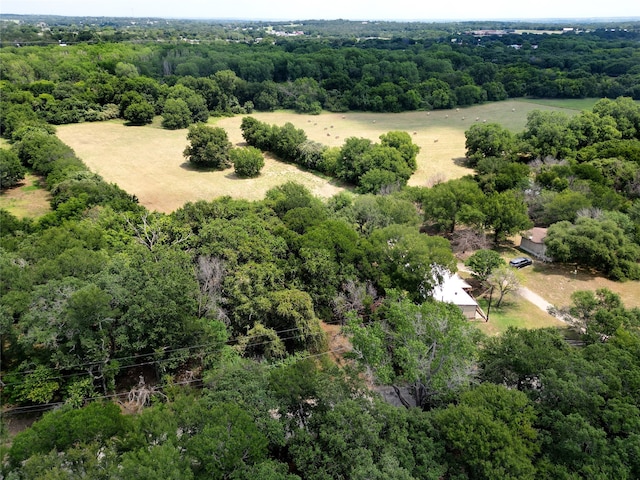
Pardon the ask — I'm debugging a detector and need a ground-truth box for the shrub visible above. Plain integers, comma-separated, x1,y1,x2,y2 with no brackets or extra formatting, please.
231,146,265,178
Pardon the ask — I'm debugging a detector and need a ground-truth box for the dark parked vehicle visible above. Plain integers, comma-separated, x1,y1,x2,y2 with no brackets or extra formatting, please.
509,257,533,268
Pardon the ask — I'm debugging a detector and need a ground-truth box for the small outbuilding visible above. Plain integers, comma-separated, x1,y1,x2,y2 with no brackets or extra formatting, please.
519,227,552,261
432,270,486,320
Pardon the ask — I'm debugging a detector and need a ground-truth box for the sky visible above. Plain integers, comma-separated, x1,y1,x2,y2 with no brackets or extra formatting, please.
1,0,639,21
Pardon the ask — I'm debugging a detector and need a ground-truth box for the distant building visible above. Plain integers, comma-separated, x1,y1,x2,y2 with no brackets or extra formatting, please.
519,227,552,261
432,270,486,320
470,29,510,36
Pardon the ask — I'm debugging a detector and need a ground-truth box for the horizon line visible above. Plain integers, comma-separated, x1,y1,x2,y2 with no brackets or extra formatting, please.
2,13,640,23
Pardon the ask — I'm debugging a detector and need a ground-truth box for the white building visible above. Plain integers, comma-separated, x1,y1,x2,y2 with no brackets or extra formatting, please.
432,270,486,320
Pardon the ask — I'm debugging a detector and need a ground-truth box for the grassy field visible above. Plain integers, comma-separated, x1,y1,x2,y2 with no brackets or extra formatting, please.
56,118,349,213
57,99,584,213
0,173,51,218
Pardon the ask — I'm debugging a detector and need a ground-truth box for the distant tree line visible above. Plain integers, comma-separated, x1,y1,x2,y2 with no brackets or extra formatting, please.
1,25,640,133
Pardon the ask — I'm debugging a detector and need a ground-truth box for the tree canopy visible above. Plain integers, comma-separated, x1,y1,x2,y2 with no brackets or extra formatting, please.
183,124,233,169
3,16,640,480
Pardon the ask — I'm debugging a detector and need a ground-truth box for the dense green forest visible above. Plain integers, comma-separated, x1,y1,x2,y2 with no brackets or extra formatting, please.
2,15,640,129
1,15,640,479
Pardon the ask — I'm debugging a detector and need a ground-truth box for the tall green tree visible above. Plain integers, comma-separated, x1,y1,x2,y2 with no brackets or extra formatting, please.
166,84,209,123
592,96,640,140
465,123,515,164
183,124,232,169
346,291,481,409
0,148,26,188
545,216,640,280
366,225,456,299
434,384,539,480
483,190,532,243
421,178,485,233
379,131,420,170
162,98,192,130
520,110,578,160
186,403,268,478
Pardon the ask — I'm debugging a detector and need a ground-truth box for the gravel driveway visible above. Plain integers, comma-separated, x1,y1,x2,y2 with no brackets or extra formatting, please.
457,263,566,323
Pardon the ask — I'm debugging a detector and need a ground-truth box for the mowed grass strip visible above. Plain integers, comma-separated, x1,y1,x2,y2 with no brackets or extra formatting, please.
514,97,602,111
57,100,585,213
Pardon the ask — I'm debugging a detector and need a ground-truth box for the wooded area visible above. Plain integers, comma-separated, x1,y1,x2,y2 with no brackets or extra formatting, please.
1,15,640,479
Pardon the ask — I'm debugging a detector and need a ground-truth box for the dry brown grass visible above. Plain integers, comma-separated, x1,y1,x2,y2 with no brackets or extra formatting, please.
56,100,579,213
521,262,640,310
0,174,51,218
57,119,349,213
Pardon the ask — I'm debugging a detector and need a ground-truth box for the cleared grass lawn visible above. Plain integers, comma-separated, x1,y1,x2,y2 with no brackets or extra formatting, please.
57,100,583,213
473,296,567,337
0,173,51,218
521,262,640,310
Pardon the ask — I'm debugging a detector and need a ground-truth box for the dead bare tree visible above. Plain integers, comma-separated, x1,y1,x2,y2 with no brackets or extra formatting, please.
125,212,191,252
127,376,166,412
196,255,229,323
333,280,378,324
450,229,490,254
426,172,446,187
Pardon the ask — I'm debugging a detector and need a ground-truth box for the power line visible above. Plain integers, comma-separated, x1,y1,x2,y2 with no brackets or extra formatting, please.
0,322,345,387
1,345,351,417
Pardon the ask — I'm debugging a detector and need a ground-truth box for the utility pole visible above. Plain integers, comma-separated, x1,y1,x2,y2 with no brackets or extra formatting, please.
486,286,494,322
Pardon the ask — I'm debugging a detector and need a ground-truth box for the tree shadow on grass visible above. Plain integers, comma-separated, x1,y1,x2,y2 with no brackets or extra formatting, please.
179,161,230,173
224,172,246,180
452,156,471,167
526,261,601,285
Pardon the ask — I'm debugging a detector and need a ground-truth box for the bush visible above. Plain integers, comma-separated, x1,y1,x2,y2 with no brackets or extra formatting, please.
231,146,265,178
0,148,26,189
123,101,155,125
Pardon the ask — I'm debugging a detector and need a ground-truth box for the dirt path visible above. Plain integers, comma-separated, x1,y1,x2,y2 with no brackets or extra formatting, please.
518,286,564,321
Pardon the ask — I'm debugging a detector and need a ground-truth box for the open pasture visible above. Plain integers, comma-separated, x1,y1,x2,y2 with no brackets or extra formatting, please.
57,99,586,213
